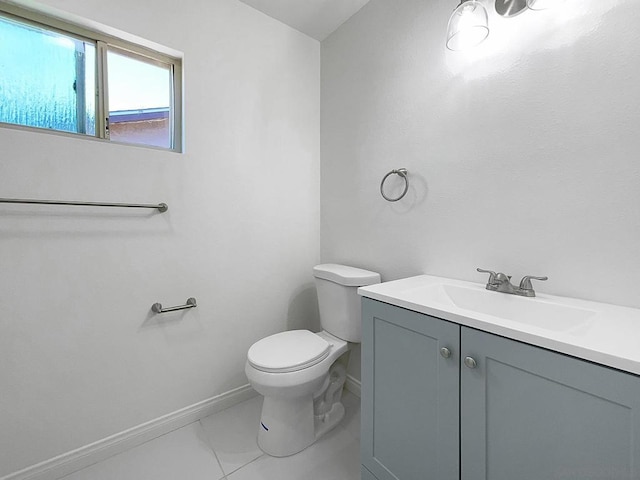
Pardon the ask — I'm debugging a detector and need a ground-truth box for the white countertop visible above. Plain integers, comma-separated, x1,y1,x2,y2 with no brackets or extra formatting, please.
358,275,640,376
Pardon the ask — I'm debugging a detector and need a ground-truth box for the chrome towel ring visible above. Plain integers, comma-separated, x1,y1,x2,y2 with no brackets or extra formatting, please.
380,168,409,202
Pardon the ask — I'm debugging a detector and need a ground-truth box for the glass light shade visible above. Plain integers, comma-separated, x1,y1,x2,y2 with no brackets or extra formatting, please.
446,0,490,51
526,0,561,10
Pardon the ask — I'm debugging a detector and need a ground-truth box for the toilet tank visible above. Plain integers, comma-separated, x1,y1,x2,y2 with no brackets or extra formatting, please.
313,264,381,343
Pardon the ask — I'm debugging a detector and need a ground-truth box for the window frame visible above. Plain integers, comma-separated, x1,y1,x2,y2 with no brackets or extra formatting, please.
0,3,183,152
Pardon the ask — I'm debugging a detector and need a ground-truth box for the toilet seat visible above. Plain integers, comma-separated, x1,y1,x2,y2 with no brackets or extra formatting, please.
248,330,331,373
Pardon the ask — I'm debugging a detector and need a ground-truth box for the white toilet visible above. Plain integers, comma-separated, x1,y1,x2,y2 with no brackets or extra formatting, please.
245,264,381,457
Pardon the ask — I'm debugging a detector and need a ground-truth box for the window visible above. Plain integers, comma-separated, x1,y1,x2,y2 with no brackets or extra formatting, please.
107,48,173,149
0,5,182,151
0,14,96,134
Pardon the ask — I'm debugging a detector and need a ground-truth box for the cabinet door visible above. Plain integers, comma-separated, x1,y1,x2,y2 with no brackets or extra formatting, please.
362,465,378,480
361,299,460,480
461,327,640,480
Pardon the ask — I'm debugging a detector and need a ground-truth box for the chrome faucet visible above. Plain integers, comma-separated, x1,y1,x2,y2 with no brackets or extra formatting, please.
477,268,548,298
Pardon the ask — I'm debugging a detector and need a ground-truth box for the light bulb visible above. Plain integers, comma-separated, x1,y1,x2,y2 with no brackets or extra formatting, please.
446,0,490,51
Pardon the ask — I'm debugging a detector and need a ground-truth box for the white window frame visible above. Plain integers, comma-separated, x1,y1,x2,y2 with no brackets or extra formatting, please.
0,2,183,152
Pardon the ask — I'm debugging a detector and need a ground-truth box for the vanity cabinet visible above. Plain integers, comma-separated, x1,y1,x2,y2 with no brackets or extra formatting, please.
361,298,640,480
361,298,460,480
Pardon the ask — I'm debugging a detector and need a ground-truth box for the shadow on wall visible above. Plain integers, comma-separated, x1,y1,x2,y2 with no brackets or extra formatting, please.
286,283,321,333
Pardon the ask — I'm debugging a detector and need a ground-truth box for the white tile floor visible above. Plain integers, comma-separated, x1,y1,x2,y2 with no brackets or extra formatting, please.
59,390,361,480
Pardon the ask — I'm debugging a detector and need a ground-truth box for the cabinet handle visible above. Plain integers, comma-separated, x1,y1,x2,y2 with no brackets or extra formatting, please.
464,356,478,369
440,347,452,359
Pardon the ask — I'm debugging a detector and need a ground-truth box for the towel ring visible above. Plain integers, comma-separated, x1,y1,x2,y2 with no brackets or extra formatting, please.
380,168,409,202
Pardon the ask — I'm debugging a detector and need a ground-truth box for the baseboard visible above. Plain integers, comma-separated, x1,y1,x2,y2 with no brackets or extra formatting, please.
345,374,361,398
1,384,257,480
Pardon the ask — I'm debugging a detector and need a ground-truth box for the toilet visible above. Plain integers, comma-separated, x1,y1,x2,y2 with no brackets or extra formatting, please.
245,263,381,457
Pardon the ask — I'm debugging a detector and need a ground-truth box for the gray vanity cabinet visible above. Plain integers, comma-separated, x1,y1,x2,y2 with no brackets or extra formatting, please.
361,298,460,480
361,298,640,480
460,327,640,480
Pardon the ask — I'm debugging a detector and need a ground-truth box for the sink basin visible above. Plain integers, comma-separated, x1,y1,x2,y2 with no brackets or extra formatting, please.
441,284,595,331
402,282,596,332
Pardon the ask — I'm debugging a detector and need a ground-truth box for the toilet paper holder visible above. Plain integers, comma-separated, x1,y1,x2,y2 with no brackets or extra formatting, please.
151,297,197,314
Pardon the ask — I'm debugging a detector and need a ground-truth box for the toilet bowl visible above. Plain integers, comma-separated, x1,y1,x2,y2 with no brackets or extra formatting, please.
245,264,381,457
245,330,349,456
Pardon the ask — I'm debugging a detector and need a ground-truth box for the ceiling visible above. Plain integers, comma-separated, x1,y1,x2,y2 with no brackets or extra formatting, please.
237,0,371,41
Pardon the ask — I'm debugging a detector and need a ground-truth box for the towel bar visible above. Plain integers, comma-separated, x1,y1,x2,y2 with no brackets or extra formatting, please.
151,297,197,314
0,197,168,212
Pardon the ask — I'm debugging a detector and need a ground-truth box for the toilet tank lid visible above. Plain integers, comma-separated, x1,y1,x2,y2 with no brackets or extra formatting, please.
313,264,381,287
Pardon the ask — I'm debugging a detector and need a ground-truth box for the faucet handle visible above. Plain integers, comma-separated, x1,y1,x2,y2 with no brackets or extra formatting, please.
477,268,497,284
495,272,512,283
519,275,548,290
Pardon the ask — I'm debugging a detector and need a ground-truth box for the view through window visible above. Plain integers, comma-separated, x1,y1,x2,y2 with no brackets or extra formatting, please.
107,49,172,149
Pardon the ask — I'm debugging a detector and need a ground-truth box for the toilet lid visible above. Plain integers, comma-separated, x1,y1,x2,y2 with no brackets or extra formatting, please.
248,330,331,373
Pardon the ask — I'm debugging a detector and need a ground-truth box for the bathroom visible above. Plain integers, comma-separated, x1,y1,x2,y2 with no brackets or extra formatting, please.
1,0,638,479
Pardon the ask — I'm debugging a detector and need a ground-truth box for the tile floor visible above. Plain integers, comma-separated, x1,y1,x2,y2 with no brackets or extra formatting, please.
59,391,361,480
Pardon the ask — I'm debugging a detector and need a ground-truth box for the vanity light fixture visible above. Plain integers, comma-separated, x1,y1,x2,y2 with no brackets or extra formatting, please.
494,0,528,17
446,0,490,51
447,0,560,51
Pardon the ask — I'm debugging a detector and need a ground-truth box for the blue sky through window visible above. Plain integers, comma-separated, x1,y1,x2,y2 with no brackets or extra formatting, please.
107,50,170,112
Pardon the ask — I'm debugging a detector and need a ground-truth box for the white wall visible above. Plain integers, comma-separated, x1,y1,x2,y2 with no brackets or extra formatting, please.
0,0,320,475
236,0,371,40
321,0,640,380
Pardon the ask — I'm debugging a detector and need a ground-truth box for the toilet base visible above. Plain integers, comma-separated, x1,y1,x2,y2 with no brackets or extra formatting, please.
258,395,314,457
257,395,346,457
314,400,345,439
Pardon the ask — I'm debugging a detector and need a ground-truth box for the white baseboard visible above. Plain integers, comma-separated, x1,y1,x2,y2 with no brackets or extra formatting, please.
344,374,361,398
2,384,257,480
